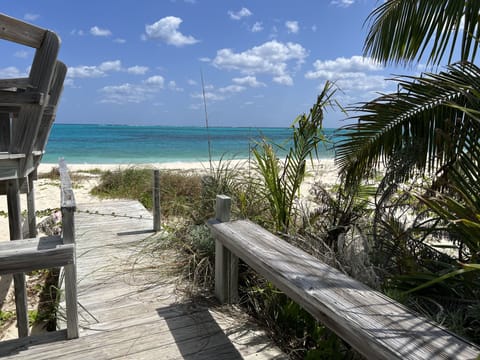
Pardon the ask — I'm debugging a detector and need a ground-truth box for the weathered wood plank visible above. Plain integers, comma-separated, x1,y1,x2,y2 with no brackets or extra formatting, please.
0,236,73,275
0,13,45,48
209,219,480,360
2,200,285,359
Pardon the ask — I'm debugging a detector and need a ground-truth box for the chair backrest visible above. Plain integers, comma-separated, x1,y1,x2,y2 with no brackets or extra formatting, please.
33,61,67,166
0,13,61,177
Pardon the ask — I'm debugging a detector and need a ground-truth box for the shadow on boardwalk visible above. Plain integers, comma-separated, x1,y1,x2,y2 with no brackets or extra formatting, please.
0,200,286,359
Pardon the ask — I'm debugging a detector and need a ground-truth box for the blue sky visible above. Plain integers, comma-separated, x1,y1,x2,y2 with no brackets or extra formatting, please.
1,1,414,128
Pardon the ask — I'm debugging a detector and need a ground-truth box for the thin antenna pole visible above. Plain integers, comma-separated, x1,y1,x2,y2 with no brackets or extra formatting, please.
201,69,213,171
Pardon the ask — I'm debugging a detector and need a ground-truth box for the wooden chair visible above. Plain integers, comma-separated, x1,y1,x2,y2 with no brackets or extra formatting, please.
0,13,64,338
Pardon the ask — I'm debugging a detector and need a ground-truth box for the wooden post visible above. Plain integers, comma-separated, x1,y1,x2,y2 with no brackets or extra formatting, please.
6,179,29,338
153,170,161,232
59,159,79,339
214,195,239,303
27,171,37,238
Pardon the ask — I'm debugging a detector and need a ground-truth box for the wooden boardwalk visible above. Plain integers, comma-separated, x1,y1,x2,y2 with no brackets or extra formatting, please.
0,200,286,359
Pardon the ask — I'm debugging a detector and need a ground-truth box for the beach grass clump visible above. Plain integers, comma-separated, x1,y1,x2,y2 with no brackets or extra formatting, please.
91,167,203,218
92,167,153,209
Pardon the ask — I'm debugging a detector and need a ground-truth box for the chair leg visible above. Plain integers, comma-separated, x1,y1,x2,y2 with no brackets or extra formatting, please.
7,179,29,338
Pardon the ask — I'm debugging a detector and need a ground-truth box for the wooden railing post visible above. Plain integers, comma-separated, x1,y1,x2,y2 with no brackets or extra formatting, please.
214,195,239,303
59,159,79,339
6,178,29,338
153,169,161,232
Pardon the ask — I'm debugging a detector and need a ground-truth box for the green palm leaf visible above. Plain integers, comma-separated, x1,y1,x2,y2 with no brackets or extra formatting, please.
336,62,480,188
364,0,480,66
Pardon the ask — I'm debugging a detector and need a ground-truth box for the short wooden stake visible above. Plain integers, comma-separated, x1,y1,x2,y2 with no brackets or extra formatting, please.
153,170,161,232
214,195,239,303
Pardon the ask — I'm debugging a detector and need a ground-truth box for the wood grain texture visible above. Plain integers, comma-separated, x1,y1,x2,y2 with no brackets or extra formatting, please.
0,200,286,359
209,218,480,360
0,13,45,48
0,237,73,275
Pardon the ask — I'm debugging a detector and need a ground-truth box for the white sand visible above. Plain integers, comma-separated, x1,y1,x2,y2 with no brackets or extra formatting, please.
0,159,340,241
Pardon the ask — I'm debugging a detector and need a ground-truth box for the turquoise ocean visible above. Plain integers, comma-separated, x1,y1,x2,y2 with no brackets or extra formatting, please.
43,124,338,164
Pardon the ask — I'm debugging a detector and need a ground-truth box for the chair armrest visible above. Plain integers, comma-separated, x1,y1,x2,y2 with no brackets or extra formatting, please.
0,89,45,106
0,78,31,90
0,13,45,48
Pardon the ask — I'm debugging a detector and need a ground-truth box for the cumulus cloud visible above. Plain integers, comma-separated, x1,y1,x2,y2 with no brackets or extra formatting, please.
218,85,246,93
100,75,168,104
100,83,150,104
0,66,27,78
144,75,165,87
127,66,149,75
90,26,112,37
68,60,148,79
331,0,355,7
228,7,252,20
305,55,391,102
285,21,299,34
232,76,266,87
145,16,199,47
251,22,263,33
212,40,307,85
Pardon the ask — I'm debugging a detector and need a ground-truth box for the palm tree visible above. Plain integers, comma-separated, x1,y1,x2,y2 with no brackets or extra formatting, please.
336,0,480,187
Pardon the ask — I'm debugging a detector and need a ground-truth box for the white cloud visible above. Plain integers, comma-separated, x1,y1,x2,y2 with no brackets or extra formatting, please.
168,80,184,91
187,79,197,86
0,66,26,78
305,55,391,102
114,38,126,44
68,60,148,78
306,56,382,75
285,21,299,34
24,13,39,21
212,40,308,85
71,29,85,36
100,75,166,104
144,75,165,87
98,60,122,72
228,7,252,20
251,22,264,33
90,26,112,37
330,0,355,7
191,91,225,101
145,16,199,47
218,85,246,93
199,57,211,62
127,66,149,75
232,76,266,87
100,83,150,104
14,51,29,59
331,0,355,7
312,25,317,32
273,75,293,86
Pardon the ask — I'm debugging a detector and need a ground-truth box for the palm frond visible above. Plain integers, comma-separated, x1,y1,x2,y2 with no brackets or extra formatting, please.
336,62,480,188
364,0,480,66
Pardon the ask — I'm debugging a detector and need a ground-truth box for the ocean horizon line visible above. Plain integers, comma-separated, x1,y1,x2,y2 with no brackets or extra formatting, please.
54,123,340,130
44,124,337,164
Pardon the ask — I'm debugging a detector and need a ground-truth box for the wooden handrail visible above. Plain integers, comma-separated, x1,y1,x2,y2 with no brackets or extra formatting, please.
208,195,480,360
